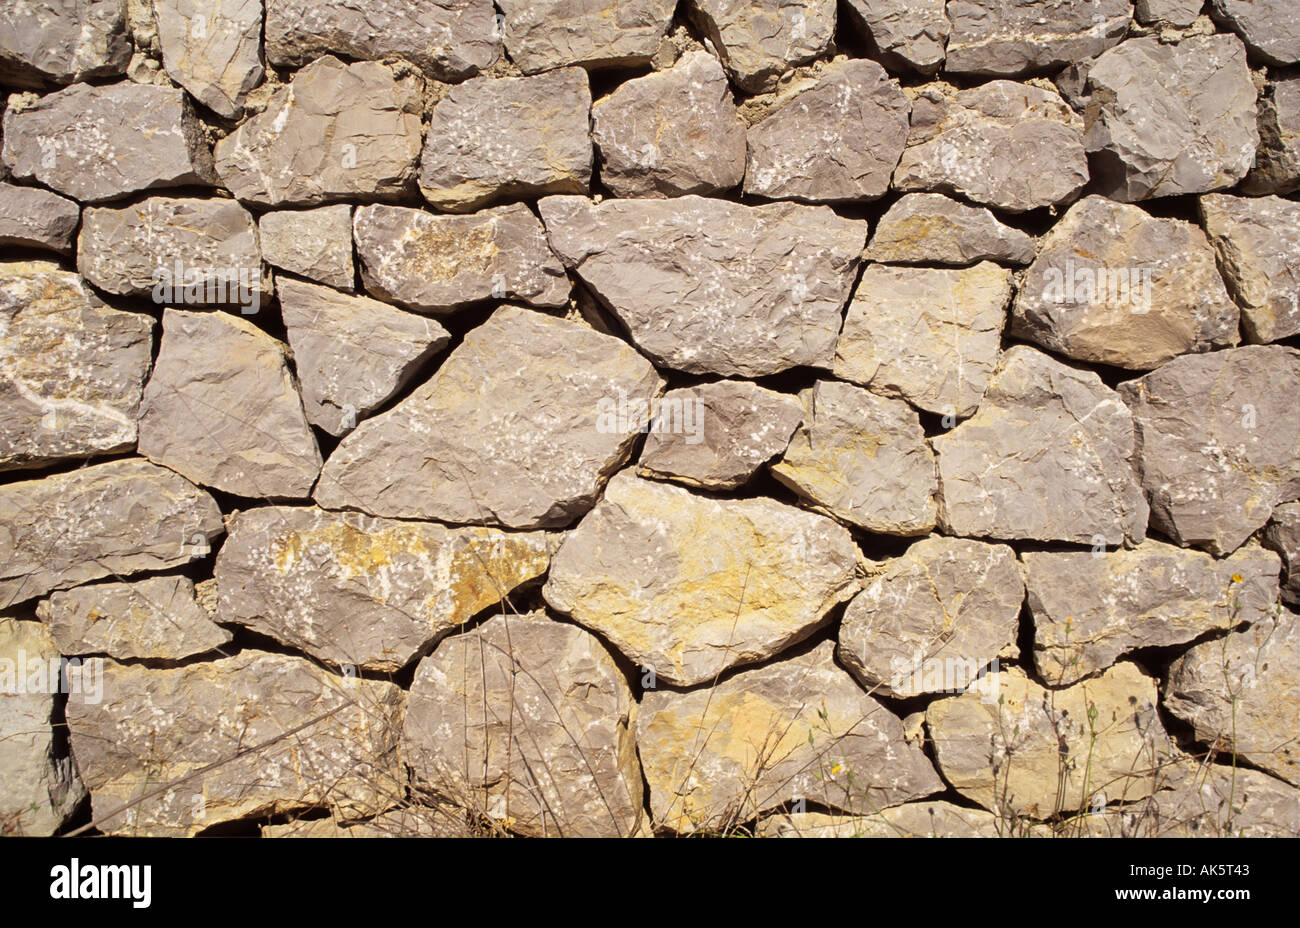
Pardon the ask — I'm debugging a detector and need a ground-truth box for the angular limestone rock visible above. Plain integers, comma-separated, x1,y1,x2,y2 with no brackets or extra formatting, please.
402,611,642,837
688,0,836,93
152,0,264,118
216,506,552,671
1119,345,1300,555
316,306,663,528
1243,77,1300,196
65,652,405,835
419,68,592,212
0,0,130,86
1199,193,1300,344
353,203,569,313
592,50,746,199
864,193,1034,266
138,309,322,499
637,380,803,490
1135,0,1203,27
842,0,948,75
214,56,424,207
834,262,1012,418
933,346,1149,545
263,804,473,838
0,183,79,254
1148,766,1300,838
540,195,866,376
1011,196,1239,369
1,82,214,203
639,641,943,832
837,536,1023,698
278,277,450,436
1210,0,1300,66
0,459,223,606
945,0,1130,76
0,262,152,471
893,81,1088,213
1264,504,1300,606
258,205,355,292
1025,542,1282,686
498,0,675,74
543,471,859,686
757,803,1002,837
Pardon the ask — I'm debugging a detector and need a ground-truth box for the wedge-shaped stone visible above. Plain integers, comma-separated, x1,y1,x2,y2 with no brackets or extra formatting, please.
639,641,943,833
498,0,675,73
139,309,322,499
258,205,354,292
216,506,552,671
757,803,1002,837
945,0,1130,77
153,0,264,118
544,471,859,686
933,346,1148,545
0,183,79,254
540,195,866,376
316,306,663,528
0,0,130,86
1210,0,1300,66
688,0,836,93
1265,503,1300,606
1199,194,1300,344
403,611,642,837
843,0,948,75
1244,77,1300,196
865,193,1034,266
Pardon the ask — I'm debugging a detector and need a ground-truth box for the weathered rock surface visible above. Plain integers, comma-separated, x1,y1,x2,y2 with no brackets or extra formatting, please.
540,195,866,376
498,0,675,74
37,575,231,660
1148,766,1300,838
152,0,264,118
757,803,1002,837
1210,0,1300,66
927,662,1173,817
266,0,499,80
1010,196,1239,369
258,206,355,292
263,804,473,837
892,81,1089,213
865,193,1034,266
419,68,592,212
933,346,1149,545
402,611,642,837
834,262,1012,418
637,380,803,490
353,203,569,313
0,262,152,471
0,184,79,254
0,0,131,86
544,471,859,686
1025,542,1282,686
278,278,450,436
139,309,322,499
216,506,552,671
1135,0,1204,27
1264,504,1300,606
214,56,424,207
843,0,948,75
837,536,1023,698
771,379,938,535
1084,35,1258,202
65,652,405,835
1199,194,1300,344
639,641,943,832
1244,77,1300,195
0,459,223,606
1118,345,1300,555
688,0,836,93
1,82,214,202
316,306,663,528
592,50,746,199
945,0,1131,76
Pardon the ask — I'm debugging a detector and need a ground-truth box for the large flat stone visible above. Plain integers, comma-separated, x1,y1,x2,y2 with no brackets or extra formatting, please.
152,0,265,118
1199,193,1300,344
0,183,79,254
498,0,675,74
864,193,1035,266
0,0,130,86
945,0,1131,77
688,0,836,93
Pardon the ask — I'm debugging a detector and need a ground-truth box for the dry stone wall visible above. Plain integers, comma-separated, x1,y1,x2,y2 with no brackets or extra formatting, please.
1,0,1299,839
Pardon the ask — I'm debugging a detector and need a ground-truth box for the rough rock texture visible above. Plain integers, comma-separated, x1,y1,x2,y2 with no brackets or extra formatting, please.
1264,504,1300,606
353,203,569,313
543,471,859,686
0,0,131,86
265,0,499,80
865,193,1034,266
770,379,939,535
837,536,1023,698
498,0,675,74
214,56,424,207
944,0,1131,76
592,51,746,199
1024,542,1283,685
278,277,450,436
1,82,214,202
37,575,231,660
316,306,663,528
744,58,910,203
639,641,943,832
1146,766,1300,837
1210,0,1300,66
0,459,223,607
1199,193,1300,344
402,611,642,837
1084,35,1258,202
758,803,1001,837
689,0,836,93
263,804,473,838
1010,196,1239,369
138,308,322,499
216,506,552,671
0,262,152,471
540,195,866,376
259,206,354,292
843,0,948,75
1135,0,1204,27
637,380,803,490
893,81,1089,212
834,261,1012,418
1243,77,1300,195
152,0,265,118
419,68,592,212
927,662,1173,817
0,183,79,254
933,346,1149,545
65,652,405,835
1119,346,1300,555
